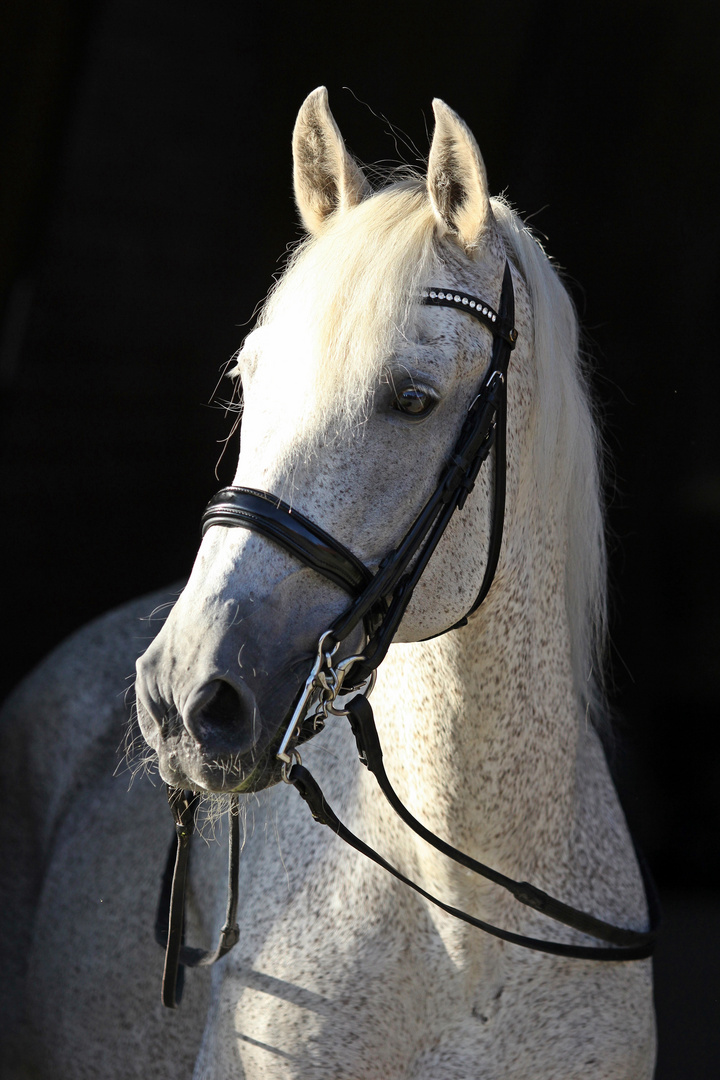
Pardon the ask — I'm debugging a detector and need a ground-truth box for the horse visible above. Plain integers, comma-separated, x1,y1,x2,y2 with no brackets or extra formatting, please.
0,88,656,1078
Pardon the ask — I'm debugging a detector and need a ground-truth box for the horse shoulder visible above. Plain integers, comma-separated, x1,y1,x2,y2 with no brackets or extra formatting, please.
0,584,210,1079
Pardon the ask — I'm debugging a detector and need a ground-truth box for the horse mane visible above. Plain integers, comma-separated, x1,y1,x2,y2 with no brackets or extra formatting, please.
239,179,608,727
491,197,608,730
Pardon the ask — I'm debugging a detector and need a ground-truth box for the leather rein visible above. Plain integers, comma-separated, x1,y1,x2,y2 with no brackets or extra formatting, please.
155,262,658,1007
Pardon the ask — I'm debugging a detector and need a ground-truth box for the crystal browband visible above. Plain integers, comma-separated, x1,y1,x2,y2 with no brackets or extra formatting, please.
421,287,518,346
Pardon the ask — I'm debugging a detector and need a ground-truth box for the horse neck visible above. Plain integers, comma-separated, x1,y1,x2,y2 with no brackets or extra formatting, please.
371,497,582,887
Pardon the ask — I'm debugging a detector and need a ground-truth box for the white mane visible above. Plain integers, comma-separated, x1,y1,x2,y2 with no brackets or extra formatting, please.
237,180,607,723
491,197,608,725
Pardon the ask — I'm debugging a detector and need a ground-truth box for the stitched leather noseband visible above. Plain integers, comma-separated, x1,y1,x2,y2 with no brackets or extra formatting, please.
156,262,657,1006
202,487,374,598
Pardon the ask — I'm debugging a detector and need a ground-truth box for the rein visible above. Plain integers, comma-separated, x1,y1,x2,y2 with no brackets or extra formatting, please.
154,789,241,1008
156,262,657,1006
288,697,659,962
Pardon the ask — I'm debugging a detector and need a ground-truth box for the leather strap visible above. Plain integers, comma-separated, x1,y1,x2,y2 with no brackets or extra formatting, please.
155,788,241,1008
342,696,657,957
202,487,373,597
333,265,515,680
284,695,658,961
438,261,514,632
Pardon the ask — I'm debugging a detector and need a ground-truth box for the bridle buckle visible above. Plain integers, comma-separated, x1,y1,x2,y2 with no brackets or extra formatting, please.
277,632,375,763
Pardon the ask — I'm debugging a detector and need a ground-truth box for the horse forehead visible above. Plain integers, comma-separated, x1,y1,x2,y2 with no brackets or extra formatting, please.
403,305,495,380
412,252,513,360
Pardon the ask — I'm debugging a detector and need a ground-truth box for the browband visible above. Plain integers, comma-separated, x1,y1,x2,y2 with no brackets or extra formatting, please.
421,286,518,346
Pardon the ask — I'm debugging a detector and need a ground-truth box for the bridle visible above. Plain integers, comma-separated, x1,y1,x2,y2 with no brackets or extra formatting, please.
155,261,658,1007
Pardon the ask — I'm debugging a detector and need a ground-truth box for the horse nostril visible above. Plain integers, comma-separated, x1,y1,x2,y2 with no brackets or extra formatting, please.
201,680,240,727
184,678,258,756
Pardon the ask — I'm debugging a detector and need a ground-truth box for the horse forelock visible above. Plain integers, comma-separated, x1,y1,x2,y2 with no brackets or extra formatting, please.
239,181,438,447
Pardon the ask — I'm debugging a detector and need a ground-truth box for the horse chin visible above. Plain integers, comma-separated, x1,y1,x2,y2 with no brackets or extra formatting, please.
149,727,285,794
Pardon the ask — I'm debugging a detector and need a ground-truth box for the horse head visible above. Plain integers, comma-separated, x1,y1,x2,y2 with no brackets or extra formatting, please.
134,88,539,794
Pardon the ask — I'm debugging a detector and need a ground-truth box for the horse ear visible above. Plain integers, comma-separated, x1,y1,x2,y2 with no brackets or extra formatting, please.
292,87,370,235
427,99,494,254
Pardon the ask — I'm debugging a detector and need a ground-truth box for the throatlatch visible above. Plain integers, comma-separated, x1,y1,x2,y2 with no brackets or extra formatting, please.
157,262,657,1007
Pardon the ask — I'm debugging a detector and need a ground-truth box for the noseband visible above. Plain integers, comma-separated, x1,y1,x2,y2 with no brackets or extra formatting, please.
156,261,657,1006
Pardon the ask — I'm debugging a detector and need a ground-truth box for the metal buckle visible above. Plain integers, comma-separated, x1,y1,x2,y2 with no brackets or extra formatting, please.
280,749,301,784
276,631,338,764
276,633,375,763
323,657,376,716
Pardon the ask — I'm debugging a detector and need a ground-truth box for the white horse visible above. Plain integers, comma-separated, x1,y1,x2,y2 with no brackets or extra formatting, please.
0,89,656,1078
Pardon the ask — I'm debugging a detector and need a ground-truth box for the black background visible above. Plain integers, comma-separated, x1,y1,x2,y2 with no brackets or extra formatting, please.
1,1,718,1074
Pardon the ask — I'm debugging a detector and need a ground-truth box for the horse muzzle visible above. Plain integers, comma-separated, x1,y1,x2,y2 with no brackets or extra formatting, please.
135,656,310,794
133,500,370,794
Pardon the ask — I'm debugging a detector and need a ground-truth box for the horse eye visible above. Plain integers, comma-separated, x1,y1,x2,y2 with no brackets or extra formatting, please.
392,386,437,417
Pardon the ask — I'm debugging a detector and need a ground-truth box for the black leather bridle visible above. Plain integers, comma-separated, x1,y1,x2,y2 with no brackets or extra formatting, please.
201,263,519,667
155,262,658,1007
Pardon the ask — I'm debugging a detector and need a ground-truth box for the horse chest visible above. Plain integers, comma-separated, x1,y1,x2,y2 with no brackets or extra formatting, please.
187,828,633,1080
198,935,652,1080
